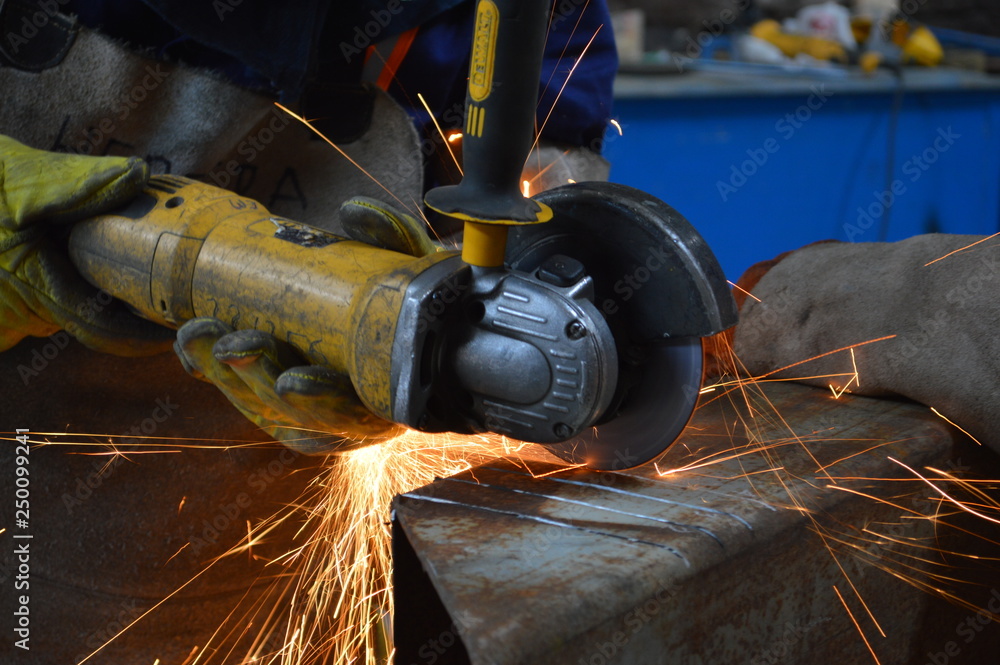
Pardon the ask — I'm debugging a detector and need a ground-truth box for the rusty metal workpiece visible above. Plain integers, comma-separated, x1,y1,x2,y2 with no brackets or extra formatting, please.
393,382,959,665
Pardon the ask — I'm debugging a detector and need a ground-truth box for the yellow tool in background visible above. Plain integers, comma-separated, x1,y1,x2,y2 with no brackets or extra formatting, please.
852,15,944,72
68,0,737,469
750,15,942,72
750,19,849,63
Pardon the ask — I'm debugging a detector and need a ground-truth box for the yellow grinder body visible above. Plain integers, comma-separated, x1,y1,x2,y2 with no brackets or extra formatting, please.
69,175,456,421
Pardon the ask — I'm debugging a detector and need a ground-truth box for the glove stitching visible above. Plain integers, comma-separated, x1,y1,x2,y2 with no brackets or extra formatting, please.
353,198,417,255
282,369,337,387
0,226,44,254
218,348,265,360
5,262,167,349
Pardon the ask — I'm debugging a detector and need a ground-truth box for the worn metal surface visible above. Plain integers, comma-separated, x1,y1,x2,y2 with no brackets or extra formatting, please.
393,382,959,665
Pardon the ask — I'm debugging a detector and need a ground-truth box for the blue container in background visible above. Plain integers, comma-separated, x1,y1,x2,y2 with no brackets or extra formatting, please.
604,67,1000,280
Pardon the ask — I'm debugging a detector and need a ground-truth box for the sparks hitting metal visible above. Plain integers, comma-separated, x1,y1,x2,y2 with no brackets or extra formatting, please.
66,0,736,469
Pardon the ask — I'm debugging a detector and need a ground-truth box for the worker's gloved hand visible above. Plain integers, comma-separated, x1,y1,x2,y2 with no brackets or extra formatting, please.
339,195,439,257
0,135,173,354
731,235,1000,454
173,197,437,454
175,318,403,454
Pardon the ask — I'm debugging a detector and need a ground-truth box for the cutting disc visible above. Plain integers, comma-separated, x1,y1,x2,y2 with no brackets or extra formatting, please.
544,338,703,470
505,182,734,470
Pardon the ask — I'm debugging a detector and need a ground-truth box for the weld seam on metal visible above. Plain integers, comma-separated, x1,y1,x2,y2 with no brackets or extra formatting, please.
444,476,722,547
399,492,690,565
486,467,753,530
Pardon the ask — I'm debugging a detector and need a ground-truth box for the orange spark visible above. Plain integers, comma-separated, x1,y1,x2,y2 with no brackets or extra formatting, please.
727,279,762,302
251,429,522,665
833,585,883,664
925,466,1000,512
825,484,932,519
752,336,896,382
75,449,179,455
417,92,463,176
77,555,225,664
532,25,602,156
816,437,912,472
163,542,189,566
274,103,416,216
930,407,982,446
829,348,860,399
528,462,586,478
889,457,1000,526
539,0,593,121
179,646,200,665
654,437,797,476
27,431,272,449
924,232,1000,266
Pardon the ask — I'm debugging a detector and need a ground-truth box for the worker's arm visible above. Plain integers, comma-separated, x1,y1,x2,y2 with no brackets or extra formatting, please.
725,236,1000,454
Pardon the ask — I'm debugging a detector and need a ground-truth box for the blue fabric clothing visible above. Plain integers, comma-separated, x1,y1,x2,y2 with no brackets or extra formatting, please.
64,1,616,151
386,1,616,151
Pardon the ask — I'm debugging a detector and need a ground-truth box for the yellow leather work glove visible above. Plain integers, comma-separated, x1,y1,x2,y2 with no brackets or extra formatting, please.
338,195,440,256
174,318,404,454
173,197,438,454
0,135,173,354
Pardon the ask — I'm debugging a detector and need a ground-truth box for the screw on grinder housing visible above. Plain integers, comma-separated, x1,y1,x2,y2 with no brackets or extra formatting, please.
416,257,619,444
